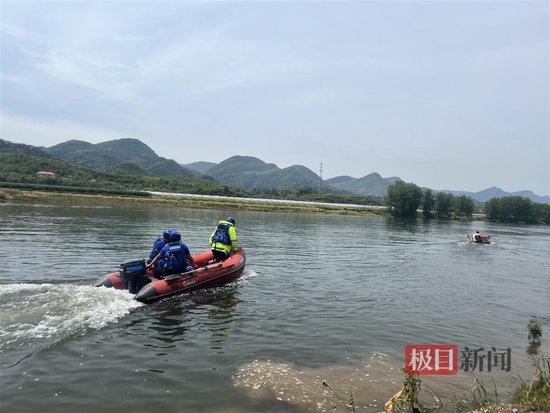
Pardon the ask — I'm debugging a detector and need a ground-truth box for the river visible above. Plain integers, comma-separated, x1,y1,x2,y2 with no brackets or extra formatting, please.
0,199,548,413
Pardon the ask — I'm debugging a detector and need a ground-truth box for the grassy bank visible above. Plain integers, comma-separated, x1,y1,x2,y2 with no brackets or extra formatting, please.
0,185,489,220
0,187,387,217
0,181,151,197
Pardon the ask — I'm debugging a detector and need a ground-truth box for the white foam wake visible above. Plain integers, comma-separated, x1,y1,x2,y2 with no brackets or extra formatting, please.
235,269,257,286
0,283,142,351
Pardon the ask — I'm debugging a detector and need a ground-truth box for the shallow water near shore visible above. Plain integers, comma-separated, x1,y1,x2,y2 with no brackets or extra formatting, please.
0,200,548,413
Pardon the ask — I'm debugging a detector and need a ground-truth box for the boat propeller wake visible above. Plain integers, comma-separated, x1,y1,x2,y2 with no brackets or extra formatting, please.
0,283,142,353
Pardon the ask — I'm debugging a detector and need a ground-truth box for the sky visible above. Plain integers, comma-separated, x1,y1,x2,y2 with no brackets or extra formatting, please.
0,1,548,194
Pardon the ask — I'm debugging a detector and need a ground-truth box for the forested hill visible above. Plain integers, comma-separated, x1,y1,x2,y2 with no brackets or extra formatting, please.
199,155,321,191
0,150,249,196
46,138,195,179
0,139,383,205
0,139,51,158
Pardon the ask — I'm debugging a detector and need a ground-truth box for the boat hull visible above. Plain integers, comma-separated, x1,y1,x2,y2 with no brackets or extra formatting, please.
94,249,246,303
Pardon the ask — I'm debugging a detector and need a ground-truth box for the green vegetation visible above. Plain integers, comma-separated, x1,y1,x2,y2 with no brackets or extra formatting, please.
388,319,549,413
251,187,384,206
513,320,548,412
0,187,386,217
45,138,195,178
387,183,477,220
0,152,248,197
528,318,542,346
511,356,550,411
3,138,549,222
205,155,322,191
434,192,454,219
422,189,434,219
0,181,151,197
485,196,550,224
0,138,52,157
386,181,423,217
0,151,384,207
453,194,475,217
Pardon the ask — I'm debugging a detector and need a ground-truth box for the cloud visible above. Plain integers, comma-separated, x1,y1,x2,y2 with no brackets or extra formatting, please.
0,1,548,193
0,112,129,147
35,50,141,104
0,74,28,83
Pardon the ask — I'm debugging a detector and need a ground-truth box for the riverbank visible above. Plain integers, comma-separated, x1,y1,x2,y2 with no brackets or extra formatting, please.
0,187,388,216
0,187,488,220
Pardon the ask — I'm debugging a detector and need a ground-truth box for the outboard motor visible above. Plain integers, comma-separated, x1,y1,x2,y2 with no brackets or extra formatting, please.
120,259,149,294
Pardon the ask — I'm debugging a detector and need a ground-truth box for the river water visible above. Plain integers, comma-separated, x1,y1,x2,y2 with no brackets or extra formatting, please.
0,199,548,413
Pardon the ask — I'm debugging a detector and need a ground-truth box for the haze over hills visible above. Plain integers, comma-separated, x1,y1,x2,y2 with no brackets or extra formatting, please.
1,138,548,203
441,186,550,205
325,174,403,197
187,154,550,203
182,161,217,175
184,156,396,195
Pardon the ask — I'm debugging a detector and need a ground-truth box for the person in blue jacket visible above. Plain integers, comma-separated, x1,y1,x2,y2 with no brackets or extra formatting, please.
146,229,171,273
147,230,196,276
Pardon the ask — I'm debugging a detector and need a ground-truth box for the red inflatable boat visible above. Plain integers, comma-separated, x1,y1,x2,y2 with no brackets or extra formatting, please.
469,232,492,244
94,249,246,303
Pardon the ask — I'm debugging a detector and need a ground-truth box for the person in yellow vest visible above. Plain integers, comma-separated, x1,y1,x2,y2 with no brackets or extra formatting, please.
209,216,237,261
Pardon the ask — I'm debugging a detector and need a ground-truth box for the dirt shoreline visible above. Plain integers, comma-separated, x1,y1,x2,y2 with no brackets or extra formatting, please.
0,187,486,220
0,188,387,217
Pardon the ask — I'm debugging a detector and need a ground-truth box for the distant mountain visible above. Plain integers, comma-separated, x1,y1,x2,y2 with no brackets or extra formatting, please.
443,186,550,204
5,137,548,203
46,138,195,179
47,140,121,170
182,161,217,175
0,139,52,158
511,190,550,204
95,138,158,164
204,155,322,191
0,141,249,197
325,173,402,197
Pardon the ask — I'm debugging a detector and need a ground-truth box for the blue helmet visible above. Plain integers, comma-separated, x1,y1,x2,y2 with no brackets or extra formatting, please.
163,228,172,240
169,230,181,242
226,216,235,225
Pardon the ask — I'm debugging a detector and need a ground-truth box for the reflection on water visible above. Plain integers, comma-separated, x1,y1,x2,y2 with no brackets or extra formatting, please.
0,200,548,413
143,284,242,350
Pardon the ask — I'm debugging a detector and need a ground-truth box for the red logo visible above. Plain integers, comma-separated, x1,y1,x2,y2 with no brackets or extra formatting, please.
404,344,458,375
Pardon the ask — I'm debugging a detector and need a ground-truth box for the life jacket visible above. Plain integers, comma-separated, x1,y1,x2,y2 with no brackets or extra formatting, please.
162,242,190,272
147,237,167,262
212,222,232,245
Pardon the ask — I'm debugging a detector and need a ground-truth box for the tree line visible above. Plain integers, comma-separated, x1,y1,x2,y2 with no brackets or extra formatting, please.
386,181,475,219
385,181,549,224
485,196,550,224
